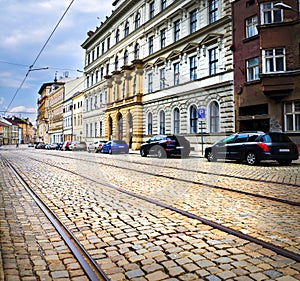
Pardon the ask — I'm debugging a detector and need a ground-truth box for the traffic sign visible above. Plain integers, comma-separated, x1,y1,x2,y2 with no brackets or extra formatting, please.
197,108,206,119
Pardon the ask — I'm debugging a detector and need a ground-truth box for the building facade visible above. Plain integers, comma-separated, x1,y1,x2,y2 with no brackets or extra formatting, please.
232,0,300,143
72,91,85,141
81,0,235,151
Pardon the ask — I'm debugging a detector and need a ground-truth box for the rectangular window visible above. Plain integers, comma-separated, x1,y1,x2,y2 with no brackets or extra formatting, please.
161,0,166,10
174,63,180,85
209,47,218,75
95,122,97,137
246,57,259,81
101,42,105,54
209,0,218,24
189,56,197,80
160,68,166,90
86,124,88,138
149,35,154,55
150,1,155,19
100,121,103,136
246,15,258,38
90,123,93,137
160,29,166,48
261,1,283,24
285,101,300,131
263,48,285,73
107,37,110,50
148,73,153,93
190,10,197,33
174,20,180,42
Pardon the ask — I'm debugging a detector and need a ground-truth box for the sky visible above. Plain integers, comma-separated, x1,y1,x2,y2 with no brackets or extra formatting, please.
0,0,114,125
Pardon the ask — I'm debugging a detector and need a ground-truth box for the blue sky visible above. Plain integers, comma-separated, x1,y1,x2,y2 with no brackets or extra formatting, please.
0,0,113,124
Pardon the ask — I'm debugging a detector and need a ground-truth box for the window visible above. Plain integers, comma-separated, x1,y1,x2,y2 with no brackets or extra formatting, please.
261,1,283,24
174,20,180,42
190,105,198,133
189,56,197,80
161,0,167,10
246,15,258,38
160,68,165,89
95,122,97,137
209,0,218,24
148,112,153,135
134,43,140,59
86,124,88,137
124,50,129,65
106,63,109,75
100,67,104,80
115,56,119,71
133,75,137,95
160,28,166,48
96,46,100,58
209,47,218,75
124,21,129,36
148,73,153,93
284,101,300,131
190,10,197,33
209,101,220,133
149,1,155,19
263,48,285,73
173,108,180,134
107,37,110,50
100,121,103,136
135,13,141,29
174,62,180,85
115,29,120,43
90,122,93,137
149,36,154,55
86,76,90,88
101,42,105,54
159,111,165,134
95,70,99,83
246,57,259,81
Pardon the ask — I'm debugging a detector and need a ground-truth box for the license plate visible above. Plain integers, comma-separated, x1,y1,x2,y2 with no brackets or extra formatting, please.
279,148,290,152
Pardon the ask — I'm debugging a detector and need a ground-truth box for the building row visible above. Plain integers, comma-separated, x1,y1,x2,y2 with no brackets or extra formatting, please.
0,116,34,146
36,0,300,151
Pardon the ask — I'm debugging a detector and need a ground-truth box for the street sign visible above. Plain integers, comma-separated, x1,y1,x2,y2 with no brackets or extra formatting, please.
197,108,206,119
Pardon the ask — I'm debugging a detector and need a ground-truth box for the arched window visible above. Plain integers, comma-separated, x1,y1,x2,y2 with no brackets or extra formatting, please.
189,105,198,133
209,101,220,132
173,108,180,134
124,21,129,37
135,13,141,29
134,43,140,60
147,112,153,135
159,110,165,134
124,50,129,65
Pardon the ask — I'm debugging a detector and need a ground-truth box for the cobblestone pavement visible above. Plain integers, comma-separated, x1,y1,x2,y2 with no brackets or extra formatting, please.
1,146,300,281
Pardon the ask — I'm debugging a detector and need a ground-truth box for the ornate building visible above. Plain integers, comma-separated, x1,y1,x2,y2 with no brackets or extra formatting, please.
81,0,235,151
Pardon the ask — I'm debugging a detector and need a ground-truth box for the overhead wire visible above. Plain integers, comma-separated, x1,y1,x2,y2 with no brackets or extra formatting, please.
4,0,76,115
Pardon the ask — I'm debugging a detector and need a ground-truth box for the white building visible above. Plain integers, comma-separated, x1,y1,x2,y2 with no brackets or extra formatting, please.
81,0,234,151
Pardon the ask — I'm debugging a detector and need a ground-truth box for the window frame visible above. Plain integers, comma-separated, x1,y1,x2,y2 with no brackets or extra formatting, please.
245,15,258,38
246,57,259,82
284,101,300,132
189,55,197,81
262,47,286,73
261,1,283,24
209,0,218,24
190,9,197,33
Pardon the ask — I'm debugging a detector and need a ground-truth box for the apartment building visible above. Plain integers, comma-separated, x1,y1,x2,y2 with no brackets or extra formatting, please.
81,0,235,150
232,0,300,142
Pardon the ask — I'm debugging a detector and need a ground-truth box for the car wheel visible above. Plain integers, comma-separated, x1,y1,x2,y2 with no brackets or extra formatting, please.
156,147,167,159
140,148,148,157
246,152,259,165
278,160,292,165
207,150,216,162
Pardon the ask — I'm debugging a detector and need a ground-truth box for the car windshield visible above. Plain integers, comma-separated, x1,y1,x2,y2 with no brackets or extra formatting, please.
262,133,292,143
114,140,126,144
221,135,236,144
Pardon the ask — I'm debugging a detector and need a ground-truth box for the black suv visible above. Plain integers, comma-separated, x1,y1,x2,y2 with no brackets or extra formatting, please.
140,135,191,158
205,131,299,165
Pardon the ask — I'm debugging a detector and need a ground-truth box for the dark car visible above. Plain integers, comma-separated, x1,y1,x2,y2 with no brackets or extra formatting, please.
205,131,299,165
101,140,129,154
140,135,191,158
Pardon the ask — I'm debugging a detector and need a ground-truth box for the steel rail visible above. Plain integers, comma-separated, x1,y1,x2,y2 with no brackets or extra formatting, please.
3,158,110,281
46,154,300,206
29,156,300,263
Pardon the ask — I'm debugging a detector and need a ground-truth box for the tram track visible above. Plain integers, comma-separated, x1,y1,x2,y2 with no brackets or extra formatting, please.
45,153,300,207
8,154,299,263
3,157,110,281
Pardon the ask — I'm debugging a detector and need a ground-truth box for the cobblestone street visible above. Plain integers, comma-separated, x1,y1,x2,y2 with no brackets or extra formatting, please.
1,145,300,281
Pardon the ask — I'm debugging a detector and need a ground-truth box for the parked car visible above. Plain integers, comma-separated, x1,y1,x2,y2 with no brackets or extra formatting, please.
87,140,106,153
101,140,129,154
140,135,191,158
205,131,299,165
47,143,59,150
62,141,72,151
28,143,34,147
35,142,46,149
57,142,64,150
69,141,87,151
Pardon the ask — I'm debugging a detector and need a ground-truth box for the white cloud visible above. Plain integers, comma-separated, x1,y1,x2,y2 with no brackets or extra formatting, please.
8,106,36,114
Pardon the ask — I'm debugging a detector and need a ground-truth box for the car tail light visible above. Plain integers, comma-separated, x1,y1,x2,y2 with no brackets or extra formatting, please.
165,140,176,144
257,142,269,152
296,144,299,153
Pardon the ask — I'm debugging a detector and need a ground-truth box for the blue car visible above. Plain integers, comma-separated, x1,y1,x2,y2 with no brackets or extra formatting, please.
101,140,129,154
